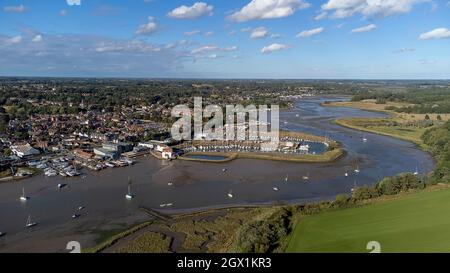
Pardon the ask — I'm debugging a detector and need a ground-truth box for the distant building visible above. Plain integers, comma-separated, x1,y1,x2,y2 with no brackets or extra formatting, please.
74,149,94,160
93,147,119,159
138,142,154,149
161,147,175,159
102,142,133,154
11,143,40,158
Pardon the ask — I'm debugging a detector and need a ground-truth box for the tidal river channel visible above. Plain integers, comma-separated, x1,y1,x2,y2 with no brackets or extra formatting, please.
0,96,434,252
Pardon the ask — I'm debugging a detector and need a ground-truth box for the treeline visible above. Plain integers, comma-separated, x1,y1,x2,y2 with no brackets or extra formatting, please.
351,87,450,114
234,208,292,253
422,121,450,183
296,173,424,216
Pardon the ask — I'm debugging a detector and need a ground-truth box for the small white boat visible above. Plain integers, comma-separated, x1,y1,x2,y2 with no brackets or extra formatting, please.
72,214,80,219
413,166,419,175
166,203,173,207
227,191,234,198
20,188,29,201
57,183,65,189
222,168,227,172
167,182,173,186
78,206,84,210
125,179,134,200
273,187,279,191
302,173,310,180
344,172,349,177
296,114,299,117
285,174,289,182
354,166,360,173
25,215,37,228
159,204,167,208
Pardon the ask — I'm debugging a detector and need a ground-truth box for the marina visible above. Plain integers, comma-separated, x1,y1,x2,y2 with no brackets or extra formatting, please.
0,97,435,252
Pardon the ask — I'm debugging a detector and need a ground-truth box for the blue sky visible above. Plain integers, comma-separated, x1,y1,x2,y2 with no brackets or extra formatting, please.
0,0,449,79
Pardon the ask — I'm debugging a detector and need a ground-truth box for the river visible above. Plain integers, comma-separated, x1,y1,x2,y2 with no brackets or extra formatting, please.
0,96,435,252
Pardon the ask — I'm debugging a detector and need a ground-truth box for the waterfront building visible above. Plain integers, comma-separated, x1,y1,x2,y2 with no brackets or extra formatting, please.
102,142,133,154
10,143,40,158
93,148,119,159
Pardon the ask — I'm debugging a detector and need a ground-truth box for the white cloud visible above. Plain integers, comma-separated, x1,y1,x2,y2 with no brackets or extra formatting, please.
184,30,201,36
204,31,214,37
229,30,237,35
296,27,324,37
394,47,415,53
208,54,218,59
60,9,68,16
250,27,269,39
191,45,220,54
167,2,213,19
135,16,158,35
322,0,425,19
261,43,289,54
191,45,238,54
271,33,283,38
223,46,238,52
66,0,81,6
314,11,328,20
7,35,22,44
419,28,450,40
3,4,28,13
32,35,43,43
351,24,377,33
228,0,310,22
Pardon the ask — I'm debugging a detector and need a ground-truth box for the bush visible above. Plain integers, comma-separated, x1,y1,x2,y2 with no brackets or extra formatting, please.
376,173,423,195
235,208,292,253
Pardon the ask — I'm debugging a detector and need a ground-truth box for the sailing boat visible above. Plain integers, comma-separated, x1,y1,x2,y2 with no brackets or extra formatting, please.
354,165,360,173
344,172,349,177
227,190,234,198
285,174,289,182
20,187,29,201
302,172,310,180
125,178,134,200
414,166,419,175
362,134,368,142
25,215,37,228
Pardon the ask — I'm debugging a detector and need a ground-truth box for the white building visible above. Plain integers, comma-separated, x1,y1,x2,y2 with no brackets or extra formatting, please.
11,143,40,158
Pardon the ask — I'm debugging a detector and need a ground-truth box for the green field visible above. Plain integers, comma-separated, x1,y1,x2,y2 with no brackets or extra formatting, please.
287,187,450,253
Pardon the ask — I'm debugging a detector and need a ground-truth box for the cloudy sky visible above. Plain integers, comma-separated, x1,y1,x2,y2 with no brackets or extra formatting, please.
0,0,449,79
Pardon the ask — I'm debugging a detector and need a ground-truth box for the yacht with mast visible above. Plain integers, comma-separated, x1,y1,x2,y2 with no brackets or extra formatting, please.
302,172,310,180
25,215,37,228
227,190,234,198
20,187,29,201
125,178,134,200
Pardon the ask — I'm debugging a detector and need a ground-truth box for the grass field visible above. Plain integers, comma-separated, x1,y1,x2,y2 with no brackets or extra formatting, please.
287,187,450,253
335,118,426,145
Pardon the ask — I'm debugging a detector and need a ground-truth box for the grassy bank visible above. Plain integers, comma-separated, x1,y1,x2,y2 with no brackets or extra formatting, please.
179,148,344,163
334,118,426,146
87,206,290,253
287,185,450,253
